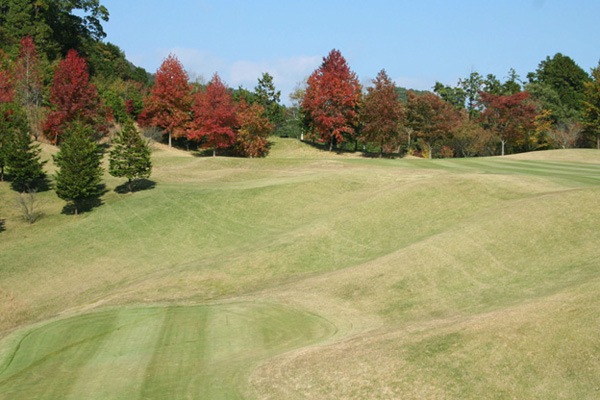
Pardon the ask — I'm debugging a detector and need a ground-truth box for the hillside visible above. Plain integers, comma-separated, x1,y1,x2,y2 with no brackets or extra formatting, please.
1,140,600,399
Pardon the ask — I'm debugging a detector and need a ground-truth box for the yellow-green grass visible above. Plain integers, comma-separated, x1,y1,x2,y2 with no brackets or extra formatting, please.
1,138,600,399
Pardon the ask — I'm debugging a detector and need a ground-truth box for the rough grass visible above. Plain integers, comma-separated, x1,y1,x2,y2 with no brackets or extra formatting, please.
1,139,600,399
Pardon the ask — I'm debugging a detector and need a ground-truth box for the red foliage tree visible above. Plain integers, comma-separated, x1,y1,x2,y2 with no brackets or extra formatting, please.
361,69,404,155
43,49,108,144
138,54,192,147
406,91,461,158
15,36,44,138
187,73,238,157
478,91,537,156
302,49,362,150
0,50,14,103
235,101,272,158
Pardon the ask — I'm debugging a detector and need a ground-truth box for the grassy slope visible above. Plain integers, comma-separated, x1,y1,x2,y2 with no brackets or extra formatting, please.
1,138,600,399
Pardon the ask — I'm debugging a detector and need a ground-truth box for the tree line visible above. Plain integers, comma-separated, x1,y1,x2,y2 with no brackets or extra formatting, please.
2,0,600,219
136,54,278,158
297,49,600,158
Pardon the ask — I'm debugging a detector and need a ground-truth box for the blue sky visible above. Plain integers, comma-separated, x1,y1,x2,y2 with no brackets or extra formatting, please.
101,0,600,104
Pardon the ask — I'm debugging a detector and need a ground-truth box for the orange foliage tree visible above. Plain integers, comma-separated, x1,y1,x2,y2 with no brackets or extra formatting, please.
302,49,362,151
43,49,108,144
235,101,272,158
478,91,537,156
138,54,192,147
187,73,238,157
406,91,461,158
361,69,404,155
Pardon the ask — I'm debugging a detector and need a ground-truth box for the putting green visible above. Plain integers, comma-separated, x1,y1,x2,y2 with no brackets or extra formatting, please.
0,302,335,399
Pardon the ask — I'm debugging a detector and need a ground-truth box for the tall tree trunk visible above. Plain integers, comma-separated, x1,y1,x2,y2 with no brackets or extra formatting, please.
597,136,599,150
501,139,506,156
128,178,133,193
168,132,172,148
329,140,333,151
428,144,432,159
213,147,216,157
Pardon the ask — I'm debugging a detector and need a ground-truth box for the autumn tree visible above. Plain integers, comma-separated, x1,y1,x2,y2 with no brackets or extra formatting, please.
478,91,537,156
0,51,15,182
235,102,272,158
109,120,152,192
53,123,103,215
0,50,14,103
361,69,404,156
187,73,238,157
15,36,44,139
450,119,497,157
302,49,362,150
138,54,192,148
254,72,283,128
44,49,108,144
547,121,582,149
406,92,460,158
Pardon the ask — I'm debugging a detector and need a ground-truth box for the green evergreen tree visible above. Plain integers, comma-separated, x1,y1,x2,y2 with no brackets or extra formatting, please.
6,109,46,192
0,103,20,183
53,123,103,215
582,63,600,149
528,53,590,116
254,72,283,129
109,120,152,192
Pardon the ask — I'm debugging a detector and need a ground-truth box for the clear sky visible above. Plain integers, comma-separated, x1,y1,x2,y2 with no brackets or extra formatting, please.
101,0,600,104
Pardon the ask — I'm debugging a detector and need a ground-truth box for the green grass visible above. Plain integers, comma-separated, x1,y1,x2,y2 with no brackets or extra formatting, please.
1,138,600,399
0,303,334,399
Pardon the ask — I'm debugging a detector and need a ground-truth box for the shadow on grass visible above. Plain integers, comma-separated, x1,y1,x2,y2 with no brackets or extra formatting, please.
302,140,403,158
61,184,107,215
0,218,5,232
191,142,273,158
114,179,157,194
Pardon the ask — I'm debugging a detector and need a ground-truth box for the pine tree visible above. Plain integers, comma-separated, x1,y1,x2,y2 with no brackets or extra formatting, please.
5,107,46,192
254,72,283,128
53,124,103,215
0,103,17,182
109,120,152,192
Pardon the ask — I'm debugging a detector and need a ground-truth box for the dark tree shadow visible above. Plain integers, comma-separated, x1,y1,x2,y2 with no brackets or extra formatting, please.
61,184,107,215
0,218,5,232
114,179,157,194
302,140,360,155
191,148,215,158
